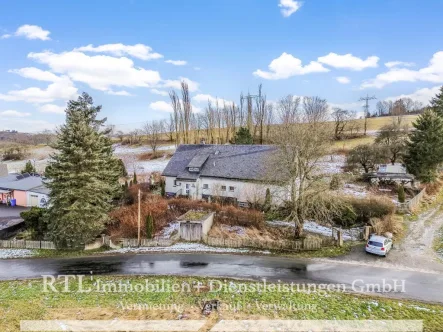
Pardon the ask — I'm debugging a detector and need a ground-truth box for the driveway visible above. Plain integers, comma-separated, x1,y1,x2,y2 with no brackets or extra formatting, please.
0,205,29,238
326,204,443,273
0,253,442,304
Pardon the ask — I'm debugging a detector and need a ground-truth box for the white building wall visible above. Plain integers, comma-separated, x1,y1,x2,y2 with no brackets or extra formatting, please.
26,191,49,207
165,176,286,204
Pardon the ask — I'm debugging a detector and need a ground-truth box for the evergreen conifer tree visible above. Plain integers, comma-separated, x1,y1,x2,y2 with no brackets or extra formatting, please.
234,127,253,144
264,188,272,211
133,171,138,184
146,214,154,239
430,86,443,117
397,185,406,203
21,160,36,174
45,93,121,249
404,109,443,183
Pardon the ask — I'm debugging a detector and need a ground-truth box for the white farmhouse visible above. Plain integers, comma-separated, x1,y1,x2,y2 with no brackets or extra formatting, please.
162,144,277,207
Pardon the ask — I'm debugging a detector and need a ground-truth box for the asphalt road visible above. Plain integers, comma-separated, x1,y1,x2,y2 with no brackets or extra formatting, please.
1,253,442,304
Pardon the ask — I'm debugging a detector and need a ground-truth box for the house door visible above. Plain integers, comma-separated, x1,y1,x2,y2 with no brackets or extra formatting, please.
29,194,39,207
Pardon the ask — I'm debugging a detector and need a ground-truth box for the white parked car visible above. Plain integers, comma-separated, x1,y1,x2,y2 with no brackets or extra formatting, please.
365,235,393,257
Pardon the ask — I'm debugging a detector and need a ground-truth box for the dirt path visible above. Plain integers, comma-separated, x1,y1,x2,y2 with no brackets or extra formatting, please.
326,205,443,273
388,206,443,271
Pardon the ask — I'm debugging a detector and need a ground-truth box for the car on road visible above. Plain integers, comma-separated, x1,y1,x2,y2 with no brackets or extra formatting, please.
365,235,393,257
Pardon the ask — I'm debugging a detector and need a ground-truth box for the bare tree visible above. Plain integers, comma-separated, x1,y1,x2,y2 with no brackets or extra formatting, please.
375,123,409,164
144,120,164,157
169,90,182,145
331,108,354,140
181,82,192,144
269,96,336,238
277,95,301,129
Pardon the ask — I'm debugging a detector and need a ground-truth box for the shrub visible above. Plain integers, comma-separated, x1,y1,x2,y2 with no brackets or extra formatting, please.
21,160,36,174
329,174,342,190
347,195,396,224
20,207,47,240
397,185,406,203
370,215,404,236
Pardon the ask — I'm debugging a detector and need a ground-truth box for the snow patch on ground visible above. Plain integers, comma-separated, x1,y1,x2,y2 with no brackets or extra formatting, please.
0,249,35,259
317,155,346,175
157,222,179,239
113,144,175,155
267,220,362,241
341,183,368,198
103,242,270,255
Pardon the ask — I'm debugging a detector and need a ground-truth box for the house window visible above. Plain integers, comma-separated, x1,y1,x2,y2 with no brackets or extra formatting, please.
203,184,209,189
229,186,235,192
186,184,190,189
221,186,226,191
174,180,180,186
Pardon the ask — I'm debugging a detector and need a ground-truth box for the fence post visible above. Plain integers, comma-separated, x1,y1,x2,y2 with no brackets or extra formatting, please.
337,231,343,247
364,226,371,241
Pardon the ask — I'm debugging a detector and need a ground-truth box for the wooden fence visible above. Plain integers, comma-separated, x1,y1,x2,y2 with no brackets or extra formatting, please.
0,240,56,250
120,238,175,248
203,235,326,251
397,188,426,213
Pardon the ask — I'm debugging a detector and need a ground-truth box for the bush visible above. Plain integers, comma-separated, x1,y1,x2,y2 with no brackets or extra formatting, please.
370,215,404,236
20,207,47,240
333,195,396,227
348,196,396,224
329,174,342,190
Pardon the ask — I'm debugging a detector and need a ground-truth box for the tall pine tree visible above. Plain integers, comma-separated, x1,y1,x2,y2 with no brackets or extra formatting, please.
404,109,443,183
45,93,121,249
430,86,443,117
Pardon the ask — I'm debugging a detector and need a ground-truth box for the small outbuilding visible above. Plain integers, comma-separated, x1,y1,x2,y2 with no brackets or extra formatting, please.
178,211,214,241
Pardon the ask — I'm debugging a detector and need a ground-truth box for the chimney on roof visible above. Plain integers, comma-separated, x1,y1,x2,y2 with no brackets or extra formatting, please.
0,164,8,177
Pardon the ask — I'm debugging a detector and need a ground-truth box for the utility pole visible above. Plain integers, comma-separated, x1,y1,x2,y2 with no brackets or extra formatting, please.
359,94,376,135
137,189,141,246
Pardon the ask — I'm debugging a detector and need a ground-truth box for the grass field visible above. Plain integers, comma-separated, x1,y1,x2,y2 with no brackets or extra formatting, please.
0,276,442,332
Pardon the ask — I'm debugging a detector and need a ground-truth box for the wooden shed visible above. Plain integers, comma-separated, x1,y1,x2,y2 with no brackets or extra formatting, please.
178,211,214,241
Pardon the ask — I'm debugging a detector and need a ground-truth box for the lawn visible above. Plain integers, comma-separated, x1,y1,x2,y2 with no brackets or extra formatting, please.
0,276,442,332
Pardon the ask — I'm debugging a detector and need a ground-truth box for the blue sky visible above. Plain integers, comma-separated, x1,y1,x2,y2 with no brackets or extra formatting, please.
1,0,443,132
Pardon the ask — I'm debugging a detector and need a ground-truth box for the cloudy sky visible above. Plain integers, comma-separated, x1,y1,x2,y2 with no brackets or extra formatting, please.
1,0,443,132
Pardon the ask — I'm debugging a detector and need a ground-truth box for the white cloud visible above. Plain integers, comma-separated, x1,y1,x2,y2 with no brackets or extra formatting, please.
38,104,65,114
165,60,187,66
336,76,350,84
15,25,51,40
1,34,11,39
150,89,169,96
193,94,234,106
385,86,440,105
0,76,78,104
0,110,31,117
278,0,302,17
28,50,162,92
106,90,133,96
317,53,379,71
150,100,173,113
253,52,328,80
161,77,199,92
9,67,61,82
194,67,201,71
385,61,415,68
74,43,162,61
361,51,443,89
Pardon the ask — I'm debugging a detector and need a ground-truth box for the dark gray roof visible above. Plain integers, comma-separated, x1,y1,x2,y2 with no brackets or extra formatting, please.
163,144,277,181
0,174,49,193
